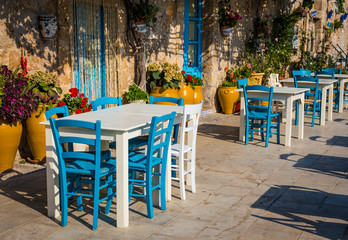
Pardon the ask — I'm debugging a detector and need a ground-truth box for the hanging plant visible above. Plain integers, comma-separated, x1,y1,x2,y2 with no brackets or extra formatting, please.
302,0,314,10
337,0,346,14
131,0,159,26
218,0,242,36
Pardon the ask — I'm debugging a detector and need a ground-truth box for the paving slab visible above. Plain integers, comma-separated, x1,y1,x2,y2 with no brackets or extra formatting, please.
0,111,347,239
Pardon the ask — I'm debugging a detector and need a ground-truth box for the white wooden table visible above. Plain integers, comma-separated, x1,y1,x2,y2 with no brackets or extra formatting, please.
311,73,348,113
42,103,184,228
236,87,307,147
282,78,337,126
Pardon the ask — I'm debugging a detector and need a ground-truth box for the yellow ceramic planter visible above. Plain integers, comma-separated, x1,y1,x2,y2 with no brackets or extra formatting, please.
251,73,265,85
218,86,239,114
193,86,203,104
26,106,57,162
150,87,180,105
178,83,194,105
0,120,22,172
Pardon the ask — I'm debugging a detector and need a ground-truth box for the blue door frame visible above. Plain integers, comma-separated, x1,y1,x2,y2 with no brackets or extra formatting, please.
73,2,106,101
183,0,203,78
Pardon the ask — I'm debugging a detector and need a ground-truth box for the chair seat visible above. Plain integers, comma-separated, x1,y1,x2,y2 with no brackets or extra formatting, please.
304,99,321,104
171,144,192,155
128,151,162,169
109,137,148,149
249,110,280,119
66,160,116,175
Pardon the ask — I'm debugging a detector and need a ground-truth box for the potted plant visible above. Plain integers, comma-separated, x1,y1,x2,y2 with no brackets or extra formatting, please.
218,0,242,36
178,71,195,105
302,0,314,11
126,84,149,103
131,0,159,34
192,75,204,104
58,88,92,114
147,62,183,103
0,65,38,172
218,65,252,114
23,71,62,163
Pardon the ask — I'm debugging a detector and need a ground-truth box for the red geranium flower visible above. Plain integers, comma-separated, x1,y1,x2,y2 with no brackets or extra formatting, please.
181,70,185,74
69,88,79,98
79,93,85,98
187,75,193,82
75,109,82,114
58,100,66,107
84,108,91,112
80,100,87,108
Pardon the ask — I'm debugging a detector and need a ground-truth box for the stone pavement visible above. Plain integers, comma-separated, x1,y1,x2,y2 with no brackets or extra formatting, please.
0,111,347,240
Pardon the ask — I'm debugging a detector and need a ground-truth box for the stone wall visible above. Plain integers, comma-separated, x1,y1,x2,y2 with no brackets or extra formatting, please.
1,0,348,113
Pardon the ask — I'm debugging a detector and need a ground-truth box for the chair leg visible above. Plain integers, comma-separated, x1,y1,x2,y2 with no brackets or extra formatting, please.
260,120,265,141
146,172,154,219
250,119,254,141
160,166,167,211
295,101,299,126
277,115,281,143
92,178,100,230
105,173,113,214
265,120,270,147
179,152,186,200
245,118,249,145
311,104,315,127
191,151,196,194
76,176,83,211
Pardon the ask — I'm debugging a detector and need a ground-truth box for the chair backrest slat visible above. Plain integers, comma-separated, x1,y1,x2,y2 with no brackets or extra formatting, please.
50,118,102,175
146,112,176,169
149,96,184,106
238,78,249,89
91,97,122,111
292,70,311,78
243,85,273,118
322,68,341,74
45,105,69,120
315,71,334,79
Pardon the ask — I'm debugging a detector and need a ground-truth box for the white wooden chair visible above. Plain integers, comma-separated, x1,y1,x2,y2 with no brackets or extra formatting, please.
269,73,285,122
171,102,202,200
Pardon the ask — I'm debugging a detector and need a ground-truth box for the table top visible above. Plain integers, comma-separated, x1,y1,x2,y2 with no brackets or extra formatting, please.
310,73,348,79
235,86,308,95
41,103,184,132
282,78,338,84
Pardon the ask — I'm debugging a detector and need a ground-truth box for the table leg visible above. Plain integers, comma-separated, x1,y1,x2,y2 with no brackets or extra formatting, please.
328,85,333,121
45,125,60,218
116,132,129,228
338,79,347,113
165,145,172,201
320,86,327,126
285,96,293,147
239,95,246,142
298,94,305,139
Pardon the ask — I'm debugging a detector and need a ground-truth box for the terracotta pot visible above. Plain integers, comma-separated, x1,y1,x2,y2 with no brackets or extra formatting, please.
251,73,265,85
26,106,57,162
193,86,203,104
218,86,239,114
220,26,233,36
178,83,194,105
0,120,22,172
150,87,180,105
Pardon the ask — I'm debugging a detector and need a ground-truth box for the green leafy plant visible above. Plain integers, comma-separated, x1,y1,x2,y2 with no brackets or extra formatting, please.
24,71,62,113
132,0,159,26
147,62,183,90
126,84,149,102
302,0,314,10
218,0,242,27
222,64,253,87
333,19,344,29
338,0,346,13
181,71,203,89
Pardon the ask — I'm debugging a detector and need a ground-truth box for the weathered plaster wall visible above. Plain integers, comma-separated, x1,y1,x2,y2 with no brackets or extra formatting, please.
0,0,58,73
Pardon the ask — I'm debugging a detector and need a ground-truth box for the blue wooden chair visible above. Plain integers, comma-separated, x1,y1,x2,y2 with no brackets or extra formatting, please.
148,96,184,144
237,78,249,88
91,96,122,111
321,68,341,110
49,118,116,230
45,105,69,120
293,70,311,78
128,111,176,218
294,76,321,127
243,85,280,147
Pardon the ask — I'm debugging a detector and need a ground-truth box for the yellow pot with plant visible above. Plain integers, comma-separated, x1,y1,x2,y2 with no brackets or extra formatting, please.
0,65,38,171
24,71,62,163
148,62,182,105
